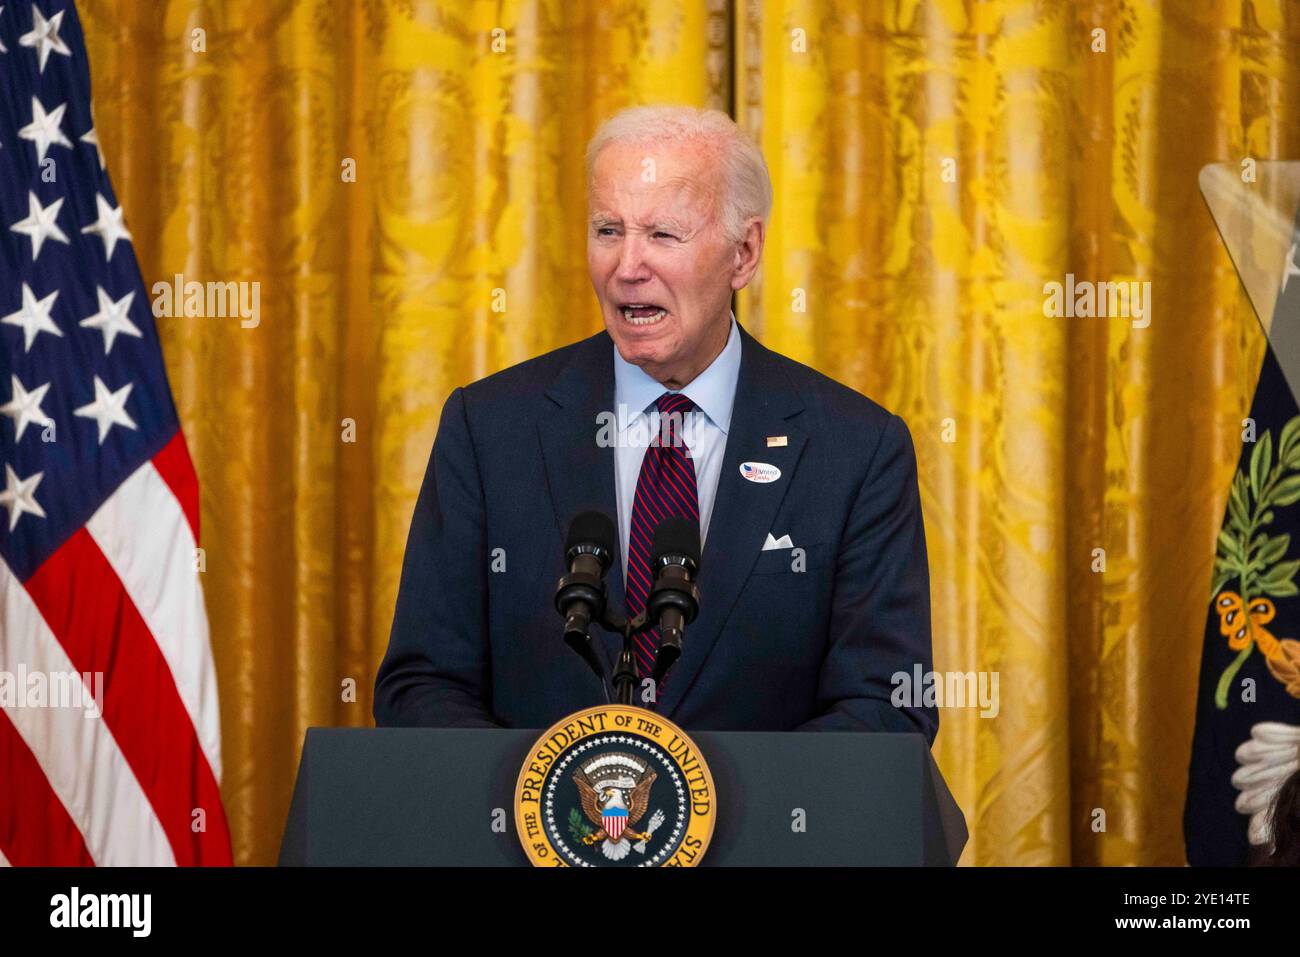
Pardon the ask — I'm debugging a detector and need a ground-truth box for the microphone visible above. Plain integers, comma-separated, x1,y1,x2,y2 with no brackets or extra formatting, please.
555,511,617,681
647,517,701,684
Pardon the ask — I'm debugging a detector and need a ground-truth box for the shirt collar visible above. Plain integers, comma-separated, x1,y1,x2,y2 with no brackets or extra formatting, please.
613,312,741,435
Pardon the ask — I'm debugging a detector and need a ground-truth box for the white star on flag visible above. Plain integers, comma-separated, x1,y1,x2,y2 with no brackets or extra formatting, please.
81,123,104,168
2,282,62,352
19,4,71,73
0,374,54,441
10,190,70,260
74,375,138,444
80,286,142,353
0,7,7,54
80,193,132,259
0,464,47,531
18,95,72,164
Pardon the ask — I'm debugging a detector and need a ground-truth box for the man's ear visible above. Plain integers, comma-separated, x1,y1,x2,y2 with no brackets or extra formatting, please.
731,217,766,290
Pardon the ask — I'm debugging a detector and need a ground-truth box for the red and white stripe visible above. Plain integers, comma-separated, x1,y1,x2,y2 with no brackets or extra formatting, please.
0,432,231,866
604,814,627,840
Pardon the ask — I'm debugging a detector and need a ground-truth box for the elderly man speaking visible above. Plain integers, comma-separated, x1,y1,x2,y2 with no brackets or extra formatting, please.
375,105,937,741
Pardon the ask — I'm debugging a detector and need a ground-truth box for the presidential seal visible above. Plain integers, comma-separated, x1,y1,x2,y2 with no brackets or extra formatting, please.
514,704,715,867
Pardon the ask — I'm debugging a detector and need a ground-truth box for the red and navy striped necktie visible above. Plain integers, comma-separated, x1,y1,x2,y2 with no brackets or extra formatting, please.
626,392,701,685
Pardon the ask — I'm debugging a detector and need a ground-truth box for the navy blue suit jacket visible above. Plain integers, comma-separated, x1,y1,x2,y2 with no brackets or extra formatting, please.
374,323,937,741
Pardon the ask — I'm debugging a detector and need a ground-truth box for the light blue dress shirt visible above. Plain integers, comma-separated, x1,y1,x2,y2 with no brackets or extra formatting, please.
612,314,742,578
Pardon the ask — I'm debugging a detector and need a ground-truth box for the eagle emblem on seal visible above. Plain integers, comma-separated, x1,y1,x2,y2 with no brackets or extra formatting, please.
571,752,665,861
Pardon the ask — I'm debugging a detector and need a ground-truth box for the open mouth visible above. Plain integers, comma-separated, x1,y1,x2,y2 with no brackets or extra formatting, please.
618,303,668,327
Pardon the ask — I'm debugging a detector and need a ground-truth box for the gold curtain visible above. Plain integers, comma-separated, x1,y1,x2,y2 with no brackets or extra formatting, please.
78,0,1297,865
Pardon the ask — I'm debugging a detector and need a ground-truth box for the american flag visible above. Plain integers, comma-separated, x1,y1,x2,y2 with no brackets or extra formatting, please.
0,1,230,864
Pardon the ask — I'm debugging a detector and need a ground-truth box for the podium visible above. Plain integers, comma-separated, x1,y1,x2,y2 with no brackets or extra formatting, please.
279,727,968,865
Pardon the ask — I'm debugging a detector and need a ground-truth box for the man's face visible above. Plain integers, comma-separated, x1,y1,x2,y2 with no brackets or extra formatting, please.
587,139,757,388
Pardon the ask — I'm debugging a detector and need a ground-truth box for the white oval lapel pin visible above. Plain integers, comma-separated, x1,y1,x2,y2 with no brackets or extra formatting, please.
739,462,782,484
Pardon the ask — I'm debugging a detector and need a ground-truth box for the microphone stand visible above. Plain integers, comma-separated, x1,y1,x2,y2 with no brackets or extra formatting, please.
600,569,697,705
599,610,657,707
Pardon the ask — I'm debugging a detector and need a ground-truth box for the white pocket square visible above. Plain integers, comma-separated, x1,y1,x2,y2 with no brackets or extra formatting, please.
762,533,794,551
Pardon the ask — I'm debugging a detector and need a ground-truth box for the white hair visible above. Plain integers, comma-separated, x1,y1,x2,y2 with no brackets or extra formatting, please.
585,104,773,243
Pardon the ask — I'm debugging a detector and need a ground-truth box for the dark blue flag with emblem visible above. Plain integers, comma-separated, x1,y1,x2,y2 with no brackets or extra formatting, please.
1184,210,1300,865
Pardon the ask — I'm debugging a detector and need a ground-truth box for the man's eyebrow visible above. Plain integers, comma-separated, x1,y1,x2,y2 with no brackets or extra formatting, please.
649,219,687,233
589,215,689,233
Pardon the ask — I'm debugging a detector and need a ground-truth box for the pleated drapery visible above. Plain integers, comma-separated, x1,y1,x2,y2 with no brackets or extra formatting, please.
78,0,1297,864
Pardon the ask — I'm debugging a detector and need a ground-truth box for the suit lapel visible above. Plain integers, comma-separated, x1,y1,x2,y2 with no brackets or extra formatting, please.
537,333,626,676
659,325,807,718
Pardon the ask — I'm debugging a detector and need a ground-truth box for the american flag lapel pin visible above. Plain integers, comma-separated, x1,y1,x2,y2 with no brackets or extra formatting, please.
766,436,787,448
